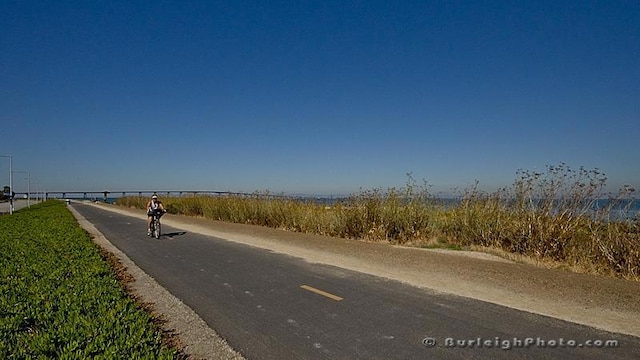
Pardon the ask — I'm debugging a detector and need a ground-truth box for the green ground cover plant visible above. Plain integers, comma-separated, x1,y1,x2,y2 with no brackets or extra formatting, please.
117,164,639,280
0,201,178,359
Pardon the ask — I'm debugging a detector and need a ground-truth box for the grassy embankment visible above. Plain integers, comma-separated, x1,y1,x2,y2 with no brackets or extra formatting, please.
118,164,639,280
0,201,179,358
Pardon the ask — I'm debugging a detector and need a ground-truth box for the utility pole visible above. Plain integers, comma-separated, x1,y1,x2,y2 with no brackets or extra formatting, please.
13,171,31,208
26,173,30,207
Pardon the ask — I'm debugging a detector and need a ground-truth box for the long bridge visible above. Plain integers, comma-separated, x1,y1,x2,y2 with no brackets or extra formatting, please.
22,190,294,201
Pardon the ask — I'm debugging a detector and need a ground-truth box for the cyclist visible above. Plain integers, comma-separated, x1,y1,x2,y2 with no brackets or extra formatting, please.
146,194,166,236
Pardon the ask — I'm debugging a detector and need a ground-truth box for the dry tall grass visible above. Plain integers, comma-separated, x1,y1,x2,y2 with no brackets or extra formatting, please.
116,164,639,280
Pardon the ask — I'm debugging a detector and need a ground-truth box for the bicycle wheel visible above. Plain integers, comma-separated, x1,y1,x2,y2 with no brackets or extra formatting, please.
154,220,161,239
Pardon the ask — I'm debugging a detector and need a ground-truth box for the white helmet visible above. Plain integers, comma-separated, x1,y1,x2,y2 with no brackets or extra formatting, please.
152,195,158,199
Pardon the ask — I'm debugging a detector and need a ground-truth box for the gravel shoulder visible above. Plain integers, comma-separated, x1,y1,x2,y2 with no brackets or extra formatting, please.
75,201,640,356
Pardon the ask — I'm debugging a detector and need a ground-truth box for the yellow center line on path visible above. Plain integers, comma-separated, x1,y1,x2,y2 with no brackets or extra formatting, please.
300,285,344,301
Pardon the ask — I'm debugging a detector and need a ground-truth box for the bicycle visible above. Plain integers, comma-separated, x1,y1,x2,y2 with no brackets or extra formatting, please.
149,208,164,239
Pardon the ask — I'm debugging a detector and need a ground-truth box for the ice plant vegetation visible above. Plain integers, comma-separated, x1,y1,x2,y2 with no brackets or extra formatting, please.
0,201,178,358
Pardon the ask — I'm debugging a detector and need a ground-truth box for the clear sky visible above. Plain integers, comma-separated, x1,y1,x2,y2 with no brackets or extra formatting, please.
1,1,638,196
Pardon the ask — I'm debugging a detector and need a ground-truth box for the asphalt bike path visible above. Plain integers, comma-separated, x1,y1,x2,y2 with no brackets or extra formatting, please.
71,203,639,359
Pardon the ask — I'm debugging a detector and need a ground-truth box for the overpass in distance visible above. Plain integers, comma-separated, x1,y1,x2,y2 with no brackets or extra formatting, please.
38,190,293,201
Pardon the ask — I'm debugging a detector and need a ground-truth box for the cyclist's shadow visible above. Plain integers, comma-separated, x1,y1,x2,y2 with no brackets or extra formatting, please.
162,231,187,239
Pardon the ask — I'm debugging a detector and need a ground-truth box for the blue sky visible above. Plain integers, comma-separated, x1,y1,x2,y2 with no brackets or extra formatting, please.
1,1,638,196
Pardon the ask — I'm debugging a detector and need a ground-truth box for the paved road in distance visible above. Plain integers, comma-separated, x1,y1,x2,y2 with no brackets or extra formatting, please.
0,199,40,214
